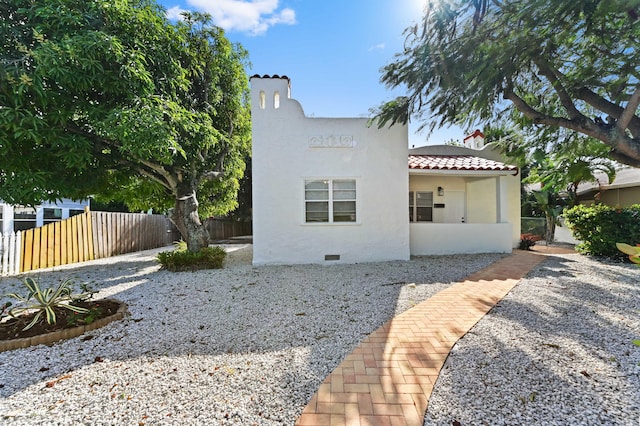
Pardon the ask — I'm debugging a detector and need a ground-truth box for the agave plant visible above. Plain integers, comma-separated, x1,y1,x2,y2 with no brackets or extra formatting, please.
5,277,92,330
616,243,640,265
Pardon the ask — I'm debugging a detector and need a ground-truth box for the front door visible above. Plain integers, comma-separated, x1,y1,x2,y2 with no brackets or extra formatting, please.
444,191,466,223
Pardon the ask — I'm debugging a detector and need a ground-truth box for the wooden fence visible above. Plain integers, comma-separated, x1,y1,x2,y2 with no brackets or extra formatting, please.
0,211,177,275
91,211,176,259
204,218,252,241
0,231,21,276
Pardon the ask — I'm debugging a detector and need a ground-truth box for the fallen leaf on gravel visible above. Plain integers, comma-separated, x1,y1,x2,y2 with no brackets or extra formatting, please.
580,370,591,377
542,343,560,349
44,375,72,389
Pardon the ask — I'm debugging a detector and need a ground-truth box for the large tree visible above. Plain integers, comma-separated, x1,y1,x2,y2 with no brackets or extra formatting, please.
0,0,250,251
375,0,640,167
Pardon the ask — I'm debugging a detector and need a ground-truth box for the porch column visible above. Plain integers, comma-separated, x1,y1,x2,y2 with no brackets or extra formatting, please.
495,176,509,223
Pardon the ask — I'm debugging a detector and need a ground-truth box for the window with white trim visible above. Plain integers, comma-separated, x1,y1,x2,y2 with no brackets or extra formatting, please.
409,191,433,222
305,179,356,223
13,206,36,231
43,208,62,225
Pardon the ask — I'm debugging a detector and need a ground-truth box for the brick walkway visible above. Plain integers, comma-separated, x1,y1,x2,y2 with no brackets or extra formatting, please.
295,249,569,426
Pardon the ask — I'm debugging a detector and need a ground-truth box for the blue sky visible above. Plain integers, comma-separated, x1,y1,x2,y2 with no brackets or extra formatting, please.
156,0,466,147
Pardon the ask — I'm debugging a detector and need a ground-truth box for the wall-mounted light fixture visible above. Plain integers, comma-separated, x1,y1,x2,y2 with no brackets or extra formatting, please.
437,186,444,196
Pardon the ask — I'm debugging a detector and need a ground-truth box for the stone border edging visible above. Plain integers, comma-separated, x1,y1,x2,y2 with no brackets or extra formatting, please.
0,299,128,353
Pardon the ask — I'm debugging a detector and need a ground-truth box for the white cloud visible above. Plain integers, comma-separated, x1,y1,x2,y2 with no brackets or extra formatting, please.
368,43,386,51
165,6,188,21
186,0,297,35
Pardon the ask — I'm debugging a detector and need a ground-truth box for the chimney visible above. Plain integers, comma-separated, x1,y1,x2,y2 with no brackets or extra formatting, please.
463,129,485,150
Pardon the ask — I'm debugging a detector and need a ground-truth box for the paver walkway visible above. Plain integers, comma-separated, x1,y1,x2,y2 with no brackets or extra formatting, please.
295,249,574,426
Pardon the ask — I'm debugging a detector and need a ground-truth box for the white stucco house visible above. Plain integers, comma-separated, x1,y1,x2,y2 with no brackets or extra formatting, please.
250,75,520,265
0,199,89,234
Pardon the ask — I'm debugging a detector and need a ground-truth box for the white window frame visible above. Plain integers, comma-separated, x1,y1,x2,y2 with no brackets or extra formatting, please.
304,178,357,224
13,206,37,231
409,191,434,222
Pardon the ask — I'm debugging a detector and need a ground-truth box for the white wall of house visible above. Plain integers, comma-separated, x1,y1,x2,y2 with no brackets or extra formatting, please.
410,223,514,255
251,76,410,265
466,177,498,223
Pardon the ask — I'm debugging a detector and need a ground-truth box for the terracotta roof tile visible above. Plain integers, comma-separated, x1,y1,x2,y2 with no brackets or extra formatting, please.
408,155,518,173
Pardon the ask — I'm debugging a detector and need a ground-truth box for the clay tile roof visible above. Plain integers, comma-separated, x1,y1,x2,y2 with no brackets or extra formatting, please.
249,74,290,80
408,155,518,174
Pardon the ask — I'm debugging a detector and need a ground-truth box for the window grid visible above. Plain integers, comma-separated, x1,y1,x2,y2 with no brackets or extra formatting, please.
409,191,433,222
305,179,356,223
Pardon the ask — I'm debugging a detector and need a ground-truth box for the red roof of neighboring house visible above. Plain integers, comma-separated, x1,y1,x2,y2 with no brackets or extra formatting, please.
464,129,485,140
408,155,518,174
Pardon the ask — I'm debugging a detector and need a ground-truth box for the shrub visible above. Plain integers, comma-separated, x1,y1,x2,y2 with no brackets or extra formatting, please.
564,204,640,259
518,236,537,251
157,245,226,271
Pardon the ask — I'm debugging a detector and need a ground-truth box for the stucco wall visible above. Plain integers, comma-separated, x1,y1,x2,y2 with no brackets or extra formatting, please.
251,76,410,265
410,223,514,255
596,187,640,207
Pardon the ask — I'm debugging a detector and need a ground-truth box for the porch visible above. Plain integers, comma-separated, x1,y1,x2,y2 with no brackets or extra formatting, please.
410,222,514,255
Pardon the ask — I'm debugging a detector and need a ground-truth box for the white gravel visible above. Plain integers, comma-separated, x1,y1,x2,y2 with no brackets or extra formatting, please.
0,244,505,425
424,252,640,426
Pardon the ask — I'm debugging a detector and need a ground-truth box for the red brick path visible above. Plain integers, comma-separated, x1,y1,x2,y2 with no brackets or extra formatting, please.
296,250,556,426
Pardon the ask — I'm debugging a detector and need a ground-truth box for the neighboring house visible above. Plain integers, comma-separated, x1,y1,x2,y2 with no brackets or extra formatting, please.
0,199,90,234
575,167,640,207
250,75,520,265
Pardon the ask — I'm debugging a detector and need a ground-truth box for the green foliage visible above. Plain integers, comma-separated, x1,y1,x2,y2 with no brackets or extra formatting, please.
522,138,616,206
4,277,95,330
156,245,226,272
528,190,562,244
0,1,251,250
564,204,640,259
1,301,12,321
66,305,103,326
375,0,640,167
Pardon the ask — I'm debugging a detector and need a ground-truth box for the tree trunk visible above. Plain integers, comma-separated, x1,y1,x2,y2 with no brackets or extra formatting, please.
172,188,210,252
545,213,556,246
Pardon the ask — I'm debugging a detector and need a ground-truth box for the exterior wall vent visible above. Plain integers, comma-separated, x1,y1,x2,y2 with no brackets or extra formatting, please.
324,254,340,261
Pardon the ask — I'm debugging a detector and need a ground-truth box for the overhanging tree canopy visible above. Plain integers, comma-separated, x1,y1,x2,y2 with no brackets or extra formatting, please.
375,0,640,167
0,0,251,251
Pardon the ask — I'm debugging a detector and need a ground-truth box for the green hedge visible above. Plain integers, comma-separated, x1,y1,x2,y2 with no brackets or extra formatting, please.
156,246,226,271
564,204,640,259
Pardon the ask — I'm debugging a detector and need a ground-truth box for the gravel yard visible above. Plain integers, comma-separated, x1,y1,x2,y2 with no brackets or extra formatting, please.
424,252,640,426
0,245,638,425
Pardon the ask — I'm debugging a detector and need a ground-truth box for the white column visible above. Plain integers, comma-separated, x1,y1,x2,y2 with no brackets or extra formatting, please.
496,176,509,223
2,204,13,234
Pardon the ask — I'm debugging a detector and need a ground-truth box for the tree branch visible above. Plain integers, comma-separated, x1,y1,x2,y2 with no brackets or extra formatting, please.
617,85,640,133
503,88,602,138
136,167,176,193
576,86,640,137
535,58,583,120
66,122,180,193
505,88,640,167
137,158,179,193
